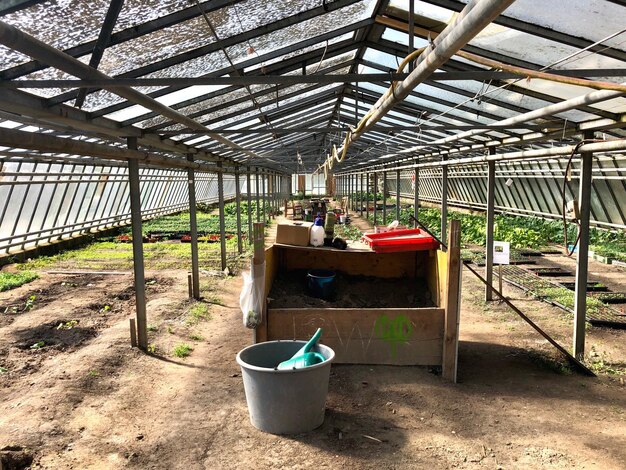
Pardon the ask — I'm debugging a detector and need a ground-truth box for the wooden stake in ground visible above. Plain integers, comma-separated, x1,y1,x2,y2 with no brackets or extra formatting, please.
443,219,461,382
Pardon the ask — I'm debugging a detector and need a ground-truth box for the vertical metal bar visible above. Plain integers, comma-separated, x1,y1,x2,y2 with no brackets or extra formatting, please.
247,166,253,244
382,171,387,224
396,167,401,221
360,172,364,216
373,172,378,226
187,154,200,299
127,137,147,351
365,173,370,220
441,157,448,245
262,169,267,222
255,168,260,223
485,153,496,302
574,132,594,359
217,162,227,271
235,166,243,254
413,164,419,227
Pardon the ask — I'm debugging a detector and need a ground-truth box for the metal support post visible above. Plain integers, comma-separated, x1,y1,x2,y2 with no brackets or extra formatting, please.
441,157,448,247
246,166,253,244
235,166,243,254
217,162,227,271
396,168,401,221
262,169,267,221
574,131,594,359
485,153,496,301
187,154,200,299
255,168,260,223
413,165,419,227
373,173,378,226
127,137,147,350
360,173,364,216
382,171,387,223
365,172,370,220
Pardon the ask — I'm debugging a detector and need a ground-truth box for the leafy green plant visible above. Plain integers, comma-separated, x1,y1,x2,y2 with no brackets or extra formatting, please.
172,343,193,358
30,341,45,350
24,295,36,311
57,320,79,330
0,271,39,292
147,343,157,354
189,333,204,341
188,302,211,323
0,366,8,374
87,370,100,377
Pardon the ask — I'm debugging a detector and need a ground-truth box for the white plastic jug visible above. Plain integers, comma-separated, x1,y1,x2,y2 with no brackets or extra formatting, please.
310,216,325,246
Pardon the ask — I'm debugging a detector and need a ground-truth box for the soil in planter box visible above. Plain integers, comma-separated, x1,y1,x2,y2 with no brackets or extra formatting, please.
268,270,435,309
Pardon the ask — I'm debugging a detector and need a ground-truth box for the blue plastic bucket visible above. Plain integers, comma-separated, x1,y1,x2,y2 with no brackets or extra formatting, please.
307,269,336,299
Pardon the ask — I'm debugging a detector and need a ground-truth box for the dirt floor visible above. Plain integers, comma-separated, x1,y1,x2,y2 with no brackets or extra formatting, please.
1,212,625,469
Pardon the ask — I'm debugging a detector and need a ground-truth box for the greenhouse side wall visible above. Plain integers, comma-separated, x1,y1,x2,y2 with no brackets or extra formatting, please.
380,156,626,231
0,161,245,258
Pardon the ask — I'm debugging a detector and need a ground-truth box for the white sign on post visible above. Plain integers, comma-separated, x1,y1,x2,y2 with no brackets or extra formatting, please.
493,241,510,265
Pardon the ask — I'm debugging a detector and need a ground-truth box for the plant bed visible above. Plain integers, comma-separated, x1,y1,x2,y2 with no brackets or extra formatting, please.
558,281,609,292
528,267,571,277
589,292,626,304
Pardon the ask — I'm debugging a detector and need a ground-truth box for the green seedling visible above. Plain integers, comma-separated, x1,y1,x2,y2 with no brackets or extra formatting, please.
30,341,45,350
189,333,204,341
172,343,193,358
167,325,174,334
147,324,159,332
0,366,7,374
100,305,111,314
147,343,157,354
57,320,79,330
24,295,37,311
87,370,99,377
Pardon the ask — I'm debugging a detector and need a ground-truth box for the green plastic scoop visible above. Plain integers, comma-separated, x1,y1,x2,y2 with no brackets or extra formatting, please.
277,328,324,370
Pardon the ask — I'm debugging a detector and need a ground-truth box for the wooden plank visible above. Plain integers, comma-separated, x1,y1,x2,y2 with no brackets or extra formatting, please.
267,308,445,365
129,318,137,348
437,250,448,308
279,245,429,278
442,220,461,383
253,222,267,343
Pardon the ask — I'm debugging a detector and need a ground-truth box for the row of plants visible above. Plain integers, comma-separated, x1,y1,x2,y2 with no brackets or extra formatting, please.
367,206,626,253
118,201,272,237
0,271,38,292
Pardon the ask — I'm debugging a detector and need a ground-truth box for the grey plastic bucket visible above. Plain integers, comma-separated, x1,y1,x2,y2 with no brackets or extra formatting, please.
236,340,335,434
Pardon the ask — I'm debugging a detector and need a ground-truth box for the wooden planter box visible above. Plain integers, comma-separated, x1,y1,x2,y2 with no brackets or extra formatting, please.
255,224,462,382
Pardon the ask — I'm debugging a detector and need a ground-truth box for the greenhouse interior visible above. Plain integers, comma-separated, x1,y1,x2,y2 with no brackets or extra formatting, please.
0,0,625,468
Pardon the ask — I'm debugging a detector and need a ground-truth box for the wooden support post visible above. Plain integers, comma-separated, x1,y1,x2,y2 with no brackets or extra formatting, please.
382,171,387,224
217,161,227,271
413,165,419,227
246,166,253,245
441,157,449,249
187,273,193,298
129,318,137,348
574,131,594,359
443,219,461,382
127,137,147,351
396,168,401,221
485,157,496,301
187,154,200,299
235,166,243,254
498,263,503,299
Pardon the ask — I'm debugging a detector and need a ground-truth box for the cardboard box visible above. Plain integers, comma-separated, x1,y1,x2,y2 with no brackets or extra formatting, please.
276,222,313,247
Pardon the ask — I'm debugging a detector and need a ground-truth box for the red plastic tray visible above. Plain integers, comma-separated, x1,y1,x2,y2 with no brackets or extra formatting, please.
362,228,439,253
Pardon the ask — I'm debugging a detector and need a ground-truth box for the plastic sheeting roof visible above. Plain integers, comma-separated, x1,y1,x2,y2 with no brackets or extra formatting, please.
0,0,624,174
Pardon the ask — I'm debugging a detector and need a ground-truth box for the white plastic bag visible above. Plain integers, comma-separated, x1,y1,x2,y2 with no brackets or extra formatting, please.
240,261,265,329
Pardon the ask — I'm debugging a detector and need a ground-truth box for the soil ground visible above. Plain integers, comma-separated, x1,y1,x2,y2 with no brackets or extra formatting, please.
1,212,625,469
